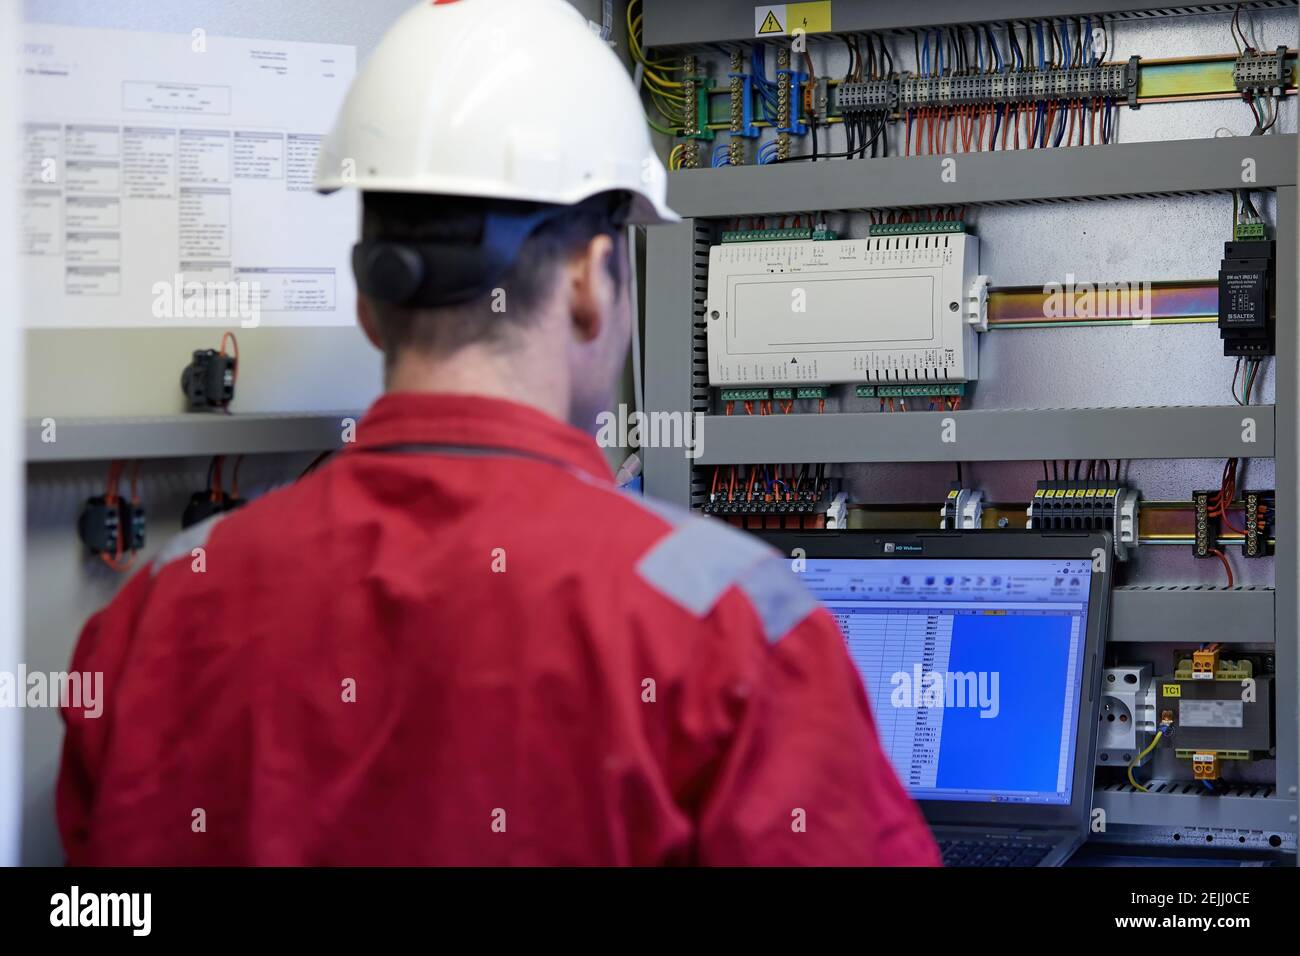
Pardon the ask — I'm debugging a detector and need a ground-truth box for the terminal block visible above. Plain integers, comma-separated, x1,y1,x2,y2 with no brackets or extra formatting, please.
1026,480,1140,560
1191,753,1220,781
836,78,896,114
1193,489,1217,558
1244,489,1274,559
895,62,1130,110
77,496,146,557
182,348,237,411
1191,647,1220,680
720,227,838,243
869,220,965,237
940,486,984,530
1233,46,1291,94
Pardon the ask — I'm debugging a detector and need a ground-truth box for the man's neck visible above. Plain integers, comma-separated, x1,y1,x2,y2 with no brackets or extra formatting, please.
385,347,571,424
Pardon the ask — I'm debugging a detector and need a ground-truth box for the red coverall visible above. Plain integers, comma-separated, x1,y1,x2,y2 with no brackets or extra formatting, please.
59,393,939,866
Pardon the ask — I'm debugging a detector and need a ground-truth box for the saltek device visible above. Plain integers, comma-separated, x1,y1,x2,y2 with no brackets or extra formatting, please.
705,233,985,387
755,530,1110,867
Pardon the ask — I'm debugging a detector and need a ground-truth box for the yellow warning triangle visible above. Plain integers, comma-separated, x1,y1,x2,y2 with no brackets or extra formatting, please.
758,10,784,34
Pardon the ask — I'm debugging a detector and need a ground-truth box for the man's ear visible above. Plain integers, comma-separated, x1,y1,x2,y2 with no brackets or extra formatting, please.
569,233,617,344
357,294,383,350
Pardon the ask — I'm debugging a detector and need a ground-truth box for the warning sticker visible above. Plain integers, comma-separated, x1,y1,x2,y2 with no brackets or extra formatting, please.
754,2,832,38
1180,699,1245,729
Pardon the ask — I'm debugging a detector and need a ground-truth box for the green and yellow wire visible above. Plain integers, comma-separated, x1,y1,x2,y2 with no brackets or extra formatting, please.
1126,728,1165,793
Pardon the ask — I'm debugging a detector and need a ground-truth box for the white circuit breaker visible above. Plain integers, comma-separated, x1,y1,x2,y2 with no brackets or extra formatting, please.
705,234,986,387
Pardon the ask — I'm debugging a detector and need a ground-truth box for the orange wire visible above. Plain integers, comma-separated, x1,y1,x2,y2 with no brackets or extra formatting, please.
1207,549,1234,589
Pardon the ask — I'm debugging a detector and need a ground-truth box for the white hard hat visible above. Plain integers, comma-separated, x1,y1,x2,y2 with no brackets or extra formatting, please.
315,0,678,225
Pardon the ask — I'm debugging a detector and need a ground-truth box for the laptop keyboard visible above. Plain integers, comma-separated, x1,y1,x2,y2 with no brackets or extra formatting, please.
938,838,1054,867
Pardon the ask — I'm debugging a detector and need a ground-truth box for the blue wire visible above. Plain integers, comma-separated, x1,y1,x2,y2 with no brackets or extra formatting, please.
1060,21,1070,68
1036,21,1046,70
1084,19,1094,66
985,24,1004,72
937,30,946,74
922,32,930,76
712,144,730,167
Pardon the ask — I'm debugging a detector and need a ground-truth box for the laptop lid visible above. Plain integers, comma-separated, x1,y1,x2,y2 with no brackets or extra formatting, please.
754,530,1111,832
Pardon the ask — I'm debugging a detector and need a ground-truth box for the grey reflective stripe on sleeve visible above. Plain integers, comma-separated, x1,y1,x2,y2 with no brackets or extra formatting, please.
636,516,772,616
736,555,819,643
151,513,225,574
636,516,818,642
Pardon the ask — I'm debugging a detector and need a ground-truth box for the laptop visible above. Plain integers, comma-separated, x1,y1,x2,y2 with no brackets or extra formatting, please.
755,530,1111,867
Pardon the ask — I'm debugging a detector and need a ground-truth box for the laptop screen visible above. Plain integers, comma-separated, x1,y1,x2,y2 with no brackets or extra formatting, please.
802,556,1094,806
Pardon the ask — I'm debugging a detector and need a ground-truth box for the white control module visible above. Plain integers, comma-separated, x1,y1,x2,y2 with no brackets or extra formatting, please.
706,234,986,387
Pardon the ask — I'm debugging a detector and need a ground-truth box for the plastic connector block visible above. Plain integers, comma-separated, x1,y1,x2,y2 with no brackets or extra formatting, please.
720,227,838,243
897,63,1129,110
1191,647,1220,681
869,220,965,237
836,79,896,113
1233,46,1291,94
855,386,877,398
772,386,827,400
876,383,966,399
719,388,770,402
1191,753,1219,781
1234,221,1267,241
939,486,984,530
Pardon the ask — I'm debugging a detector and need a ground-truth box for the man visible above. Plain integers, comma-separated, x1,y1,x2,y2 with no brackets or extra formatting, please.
59,0,938,866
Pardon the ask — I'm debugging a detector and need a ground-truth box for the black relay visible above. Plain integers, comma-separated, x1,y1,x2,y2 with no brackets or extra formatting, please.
1217,239,1275,357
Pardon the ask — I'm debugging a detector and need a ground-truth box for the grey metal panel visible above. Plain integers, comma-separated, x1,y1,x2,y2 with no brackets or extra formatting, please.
668,136,1298,218
1095,790,1297,831
642,0,1296,46
694,405,1275,464
1109,586,1274,644
1272,187,1299,835
642,221,697,506
25,412,358,462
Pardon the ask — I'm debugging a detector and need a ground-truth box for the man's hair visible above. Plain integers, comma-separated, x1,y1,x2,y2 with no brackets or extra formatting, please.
360,191,628,364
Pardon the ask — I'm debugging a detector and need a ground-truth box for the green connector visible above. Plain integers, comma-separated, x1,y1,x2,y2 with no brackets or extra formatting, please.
771,388,795,400
875,384,967,398
795,387,827,399
719,388,771,401
869,221,966,237
1234,221,1267,240
856,386,877,398
721,227,838,243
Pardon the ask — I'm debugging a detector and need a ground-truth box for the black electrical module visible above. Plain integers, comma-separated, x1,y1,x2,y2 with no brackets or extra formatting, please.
1192,490,1217,558
182,348,237,410
1243,489,1275,559
1218,240,1275,357
78,496,146,556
